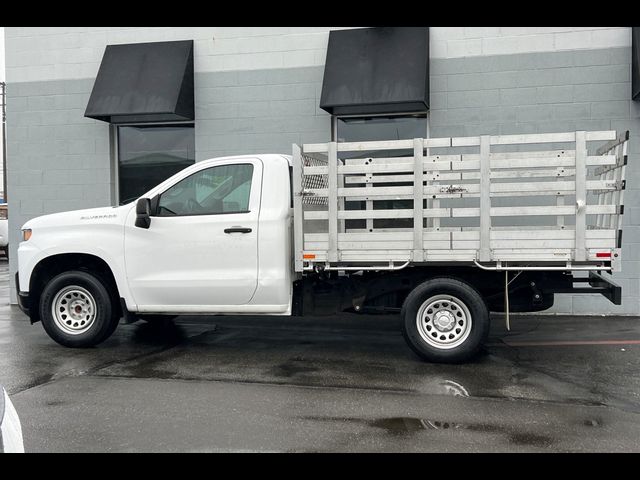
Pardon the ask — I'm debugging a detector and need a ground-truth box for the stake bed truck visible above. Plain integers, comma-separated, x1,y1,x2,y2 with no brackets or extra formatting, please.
16,130,629,362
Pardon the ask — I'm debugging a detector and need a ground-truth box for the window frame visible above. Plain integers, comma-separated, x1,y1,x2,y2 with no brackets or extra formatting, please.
154,162,256,218
331,112,429,143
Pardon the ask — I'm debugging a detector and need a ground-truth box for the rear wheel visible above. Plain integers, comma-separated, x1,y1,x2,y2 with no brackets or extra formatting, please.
39,270,120,347
401,277,489,363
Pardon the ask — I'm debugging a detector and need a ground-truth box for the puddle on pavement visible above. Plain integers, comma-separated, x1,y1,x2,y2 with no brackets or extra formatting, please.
300,375,561,447
304,415,557,448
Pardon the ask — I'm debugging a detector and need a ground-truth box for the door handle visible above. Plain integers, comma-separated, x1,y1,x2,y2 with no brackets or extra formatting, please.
224,227,252,234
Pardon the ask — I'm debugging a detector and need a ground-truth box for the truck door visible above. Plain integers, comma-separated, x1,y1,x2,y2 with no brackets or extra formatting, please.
124,158,262,310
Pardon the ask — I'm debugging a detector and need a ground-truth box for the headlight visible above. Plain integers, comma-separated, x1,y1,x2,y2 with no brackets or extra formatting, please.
21,229,32,242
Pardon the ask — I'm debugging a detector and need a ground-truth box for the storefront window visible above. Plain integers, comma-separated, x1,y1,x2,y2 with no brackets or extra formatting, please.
336,115,427,143
335,114,428,159
117,124,195,205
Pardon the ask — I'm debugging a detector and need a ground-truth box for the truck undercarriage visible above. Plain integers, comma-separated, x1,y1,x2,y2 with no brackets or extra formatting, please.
294,266,621,317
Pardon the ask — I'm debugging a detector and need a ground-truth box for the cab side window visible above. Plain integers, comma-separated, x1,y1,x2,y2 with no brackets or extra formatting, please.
157,164,254,216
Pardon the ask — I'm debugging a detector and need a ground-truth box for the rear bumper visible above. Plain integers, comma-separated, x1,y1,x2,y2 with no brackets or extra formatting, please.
553,271,622,305
15,273,32,319
588,272,622,305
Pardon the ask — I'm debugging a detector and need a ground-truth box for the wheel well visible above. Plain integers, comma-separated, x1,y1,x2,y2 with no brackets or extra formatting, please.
29,253,121,323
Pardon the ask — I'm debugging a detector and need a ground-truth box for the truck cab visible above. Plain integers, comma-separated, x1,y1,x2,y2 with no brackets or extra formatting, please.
17,154,295,347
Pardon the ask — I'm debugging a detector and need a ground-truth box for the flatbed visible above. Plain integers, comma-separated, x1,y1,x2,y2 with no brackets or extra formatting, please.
293,130,627,272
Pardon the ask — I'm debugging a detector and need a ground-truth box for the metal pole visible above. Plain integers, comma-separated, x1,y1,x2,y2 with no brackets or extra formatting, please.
1,82,6,203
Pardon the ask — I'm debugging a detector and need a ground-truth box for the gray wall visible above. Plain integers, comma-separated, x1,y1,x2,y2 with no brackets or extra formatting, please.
194,66,329,161
5,27,639,314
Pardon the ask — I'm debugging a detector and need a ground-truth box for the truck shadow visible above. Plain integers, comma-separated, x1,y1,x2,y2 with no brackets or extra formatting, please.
130,319,189,347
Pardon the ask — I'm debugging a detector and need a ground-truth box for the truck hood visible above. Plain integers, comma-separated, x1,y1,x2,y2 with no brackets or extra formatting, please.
21,204,133,231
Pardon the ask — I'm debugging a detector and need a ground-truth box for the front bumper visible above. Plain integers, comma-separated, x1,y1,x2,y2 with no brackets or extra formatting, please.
15,273,32,320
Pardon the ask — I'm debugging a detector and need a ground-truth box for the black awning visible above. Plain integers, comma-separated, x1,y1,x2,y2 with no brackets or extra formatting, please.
633,27,640,101
320,27,429,116
85,40,194,123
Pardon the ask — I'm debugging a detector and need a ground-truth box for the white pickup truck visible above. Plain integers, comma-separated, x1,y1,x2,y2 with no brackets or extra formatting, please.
16,130,628,363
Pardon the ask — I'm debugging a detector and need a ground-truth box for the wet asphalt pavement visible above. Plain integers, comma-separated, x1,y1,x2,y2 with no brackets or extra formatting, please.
1,259,640,452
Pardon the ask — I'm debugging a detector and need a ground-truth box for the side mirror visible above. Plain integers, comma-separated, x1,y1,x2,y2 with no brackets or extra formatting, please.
135,198,151,229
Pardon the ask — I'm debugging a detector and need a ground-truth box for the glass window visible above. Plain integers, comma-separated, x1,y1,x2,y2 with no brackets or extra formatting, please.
336,115,427,159
157,164,254,216
336,115,427,143
118,124,195,205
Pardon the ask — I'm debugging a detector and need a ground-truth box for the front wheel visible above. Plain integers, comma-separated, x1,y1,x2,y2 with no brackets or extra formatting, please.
401,277,490,363
39,270,120,348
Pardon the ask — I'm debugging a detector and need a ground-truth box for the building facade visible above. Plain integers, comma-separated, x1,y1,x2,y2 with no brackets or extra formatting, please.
4,26,640,314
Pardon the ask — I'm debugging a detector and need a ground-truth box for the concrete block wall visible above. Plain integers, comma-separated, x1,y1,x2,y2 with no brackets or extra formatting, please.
0,28,4,195
4,27,639,313
194,66,329,161
429,27,630,58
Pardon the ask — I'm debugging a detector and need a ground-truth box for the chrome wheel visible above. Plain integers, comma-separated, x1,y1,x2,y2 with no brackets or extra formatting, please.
51,286,97,335
416,294,472,350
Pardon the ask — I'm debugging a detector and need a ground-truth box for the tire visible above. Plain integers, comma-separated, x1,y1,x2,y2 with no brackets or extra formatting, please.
39,270,120,348
401,277,490,364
